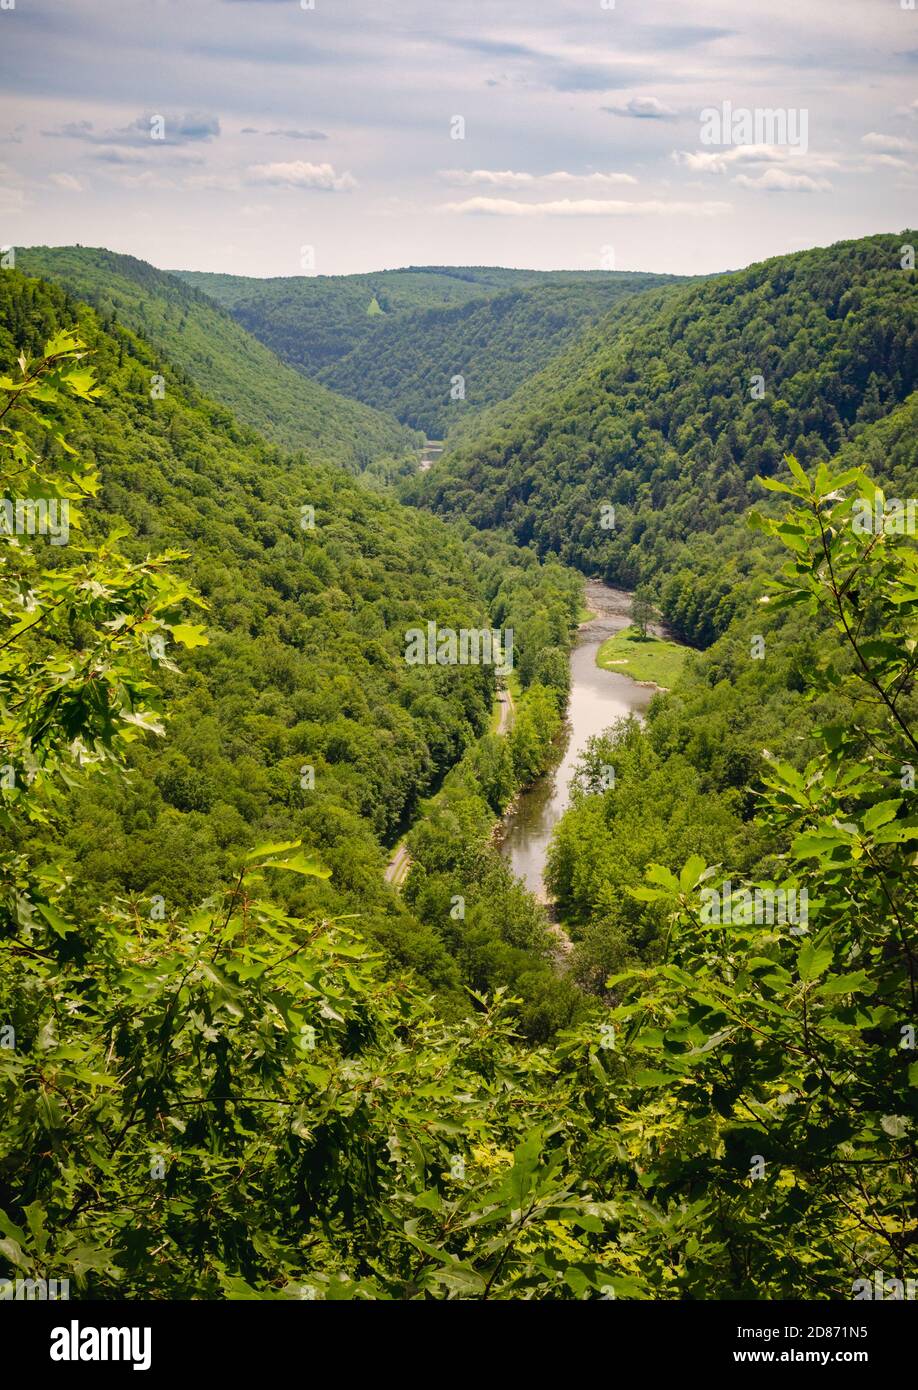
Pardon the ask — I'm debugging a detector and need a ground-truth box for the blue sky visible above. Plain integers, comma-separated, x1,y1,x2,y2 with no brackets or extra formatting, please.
0,0,915,275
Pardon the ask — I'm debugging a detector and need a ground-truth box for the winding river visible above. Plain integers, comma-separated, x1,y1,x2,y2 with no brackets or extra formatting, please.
499,581,658,900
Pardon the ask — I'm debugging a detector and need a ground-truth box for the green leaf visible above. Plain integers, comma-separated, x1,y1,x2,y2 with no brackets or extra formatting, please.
168,622,209,649
797,940,833,982
262,851,331,879
862,799,902,833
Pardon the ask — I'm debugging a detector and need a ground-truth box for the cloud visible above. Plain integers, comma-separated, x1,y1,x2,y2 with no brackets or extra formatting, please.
437,169,636,188
861,132,915,153
120,170,179,190
41,120,95,139
183,172,239,190
247,160,356,191
48,172,84,192
440,196,730,218
41,113,221,147
675,146,839,177
265,128,329,141
603,97,678,120
90,146,205,168
630,24,734,49
734,168,831,192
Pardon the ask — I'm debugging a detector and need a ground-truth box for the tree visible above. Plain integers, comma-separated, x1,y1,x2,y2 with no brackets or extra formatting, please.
630,586,656,637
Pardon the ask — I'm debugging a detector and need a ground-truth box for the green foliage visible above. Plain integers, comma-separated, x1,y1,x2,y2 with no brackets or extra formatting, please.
174,265,504,376
2,242,915,1302
592,457,918,1293
322,278,683,437
17,247,420,472
0,326,199,843
0,268,496,991
418,233,918,644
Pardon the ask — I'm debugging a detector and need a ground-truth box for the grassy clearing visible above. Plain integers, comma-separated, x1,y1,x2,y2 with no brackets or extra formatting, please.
596,625,687,688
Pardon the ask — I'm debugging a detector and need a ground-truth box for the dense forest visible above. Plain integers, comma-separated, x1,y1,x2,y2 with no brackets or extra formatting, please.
414,233,918,645
16,247,420,474
176,263,680,427
320,278,686,437
1,234,916,1303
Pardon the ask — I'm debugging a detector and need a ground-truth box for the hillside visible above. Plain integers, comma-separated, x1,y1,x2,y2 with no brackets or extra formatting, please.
414,233,918,640
0,266,490,983
319,277,683,436
16,246,420,473
1,264,584,1022
4,249,918,1306
176,264,683,390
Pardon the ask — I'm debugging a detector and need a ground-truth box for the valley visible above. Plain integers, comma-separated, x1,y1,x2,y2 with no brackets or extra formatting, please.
2,230,916,1304
499,581,658,900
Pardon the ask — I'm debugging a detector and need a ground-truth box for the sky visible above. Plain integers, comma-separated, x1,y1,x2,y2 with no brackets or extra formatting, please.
0,0,915,277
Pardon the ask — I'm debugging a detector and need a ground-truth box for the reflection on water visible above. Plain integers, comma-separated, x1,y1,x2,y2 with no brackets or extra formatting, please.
498,581,656,899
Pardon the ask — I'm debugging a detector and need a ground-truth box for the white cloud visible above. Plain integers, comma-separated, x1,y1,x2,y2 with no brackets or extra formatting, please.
247,160,356,191
437,169,636,187
604,96,678,120
48,172,84,192
675,147,840,187
440,196,730,217
861,132,915,153
735,168,831,193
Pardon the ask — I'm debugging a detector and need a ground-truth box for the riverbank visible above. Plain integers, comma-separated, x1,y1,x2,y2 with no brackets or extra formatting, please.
497,582,668,902
596,625,687,689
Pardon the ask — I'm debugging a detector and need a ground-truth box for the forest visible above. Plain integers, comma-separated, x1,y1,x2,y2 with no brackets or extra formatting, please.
1,232,916,1303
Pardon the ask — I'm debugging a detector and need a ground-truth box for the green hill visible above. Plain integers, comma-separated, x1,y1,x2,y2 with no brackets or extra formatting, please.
16,246,420,473
319,276,684,436
0,265,493,985
414,232,918,641
175,264,684,392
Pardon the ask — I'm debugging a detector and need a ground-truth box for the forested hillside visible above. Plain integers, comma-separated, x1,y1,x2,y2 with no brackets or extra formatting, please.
319,278,681,437
416,233,918,643
176,264,680,411
2,236,916,1304
0,268,576,1017
17,247,419,473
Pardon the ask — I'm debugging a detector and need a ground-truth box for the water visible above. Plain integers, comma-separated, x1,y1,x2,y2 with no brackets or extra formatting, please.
498,581,657,900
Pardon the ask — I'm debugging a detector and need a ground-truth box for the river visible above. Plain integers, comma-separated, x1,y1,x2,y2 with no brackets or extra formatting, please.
498,581,657,900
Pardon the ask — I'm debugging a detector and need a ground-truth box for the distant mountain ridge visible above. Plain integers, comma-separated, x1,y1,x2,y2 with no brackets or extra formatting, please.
175,263,689,427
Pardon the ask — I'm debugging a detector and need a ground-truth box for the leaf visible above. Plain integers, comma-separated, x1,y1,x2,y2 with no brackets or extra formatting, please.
262,851,331,879
873,819,918,845
679,854,707,893
862,800,901,828
36,901,73,938
785,455,809,488
797,940,833,982
0,1236,28,1271
245,839,302,861
813,971,871,997
632,1068,676,1087
792,830,850,859
168,622,208,650
507,1130,542,1209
